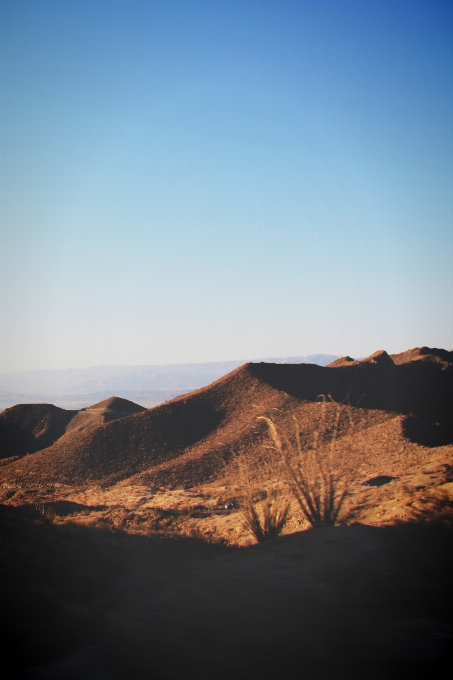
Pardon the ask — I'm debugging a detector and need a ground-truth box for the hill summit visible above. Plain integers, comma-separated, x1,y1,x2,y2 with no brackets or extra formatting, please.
85,396,147,414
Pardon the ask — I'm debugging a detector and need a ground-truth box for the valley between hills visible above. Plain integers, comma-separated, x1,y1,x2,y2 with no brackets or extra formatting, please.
1,347,452,679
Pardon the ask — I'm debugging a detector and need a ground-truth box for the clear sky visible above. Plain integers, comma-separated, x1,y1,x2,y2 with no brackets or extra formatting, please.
0,0,452,372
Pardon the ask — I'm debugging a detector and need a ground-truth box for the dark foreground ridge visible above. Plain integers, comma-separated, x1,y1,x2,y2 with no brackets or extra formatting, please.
2,503,452,680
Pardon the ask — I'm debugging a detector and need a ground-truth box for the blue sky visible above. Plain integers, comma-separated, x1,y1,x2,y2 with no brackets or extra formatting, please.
0,0,452,371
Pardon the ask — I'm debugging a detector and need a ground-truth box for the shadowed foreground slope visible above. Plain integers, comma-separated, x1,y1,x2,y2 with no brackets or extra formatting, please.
2,503,452,680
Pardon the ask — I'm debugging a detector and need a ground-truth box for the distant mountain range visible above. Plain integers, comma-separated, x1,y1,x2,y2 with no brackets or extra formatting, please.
0,355,339,410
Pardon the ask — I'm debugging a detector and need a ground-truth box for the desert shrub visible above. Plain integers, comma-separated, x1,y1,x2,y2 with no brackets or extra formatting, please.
34,503,57,523
258,397,354,528
237,456,290,542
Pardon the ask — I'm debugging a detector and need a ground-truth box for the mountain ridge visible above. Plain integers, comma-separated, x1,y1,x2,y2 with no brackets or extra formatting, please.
1,347,451,490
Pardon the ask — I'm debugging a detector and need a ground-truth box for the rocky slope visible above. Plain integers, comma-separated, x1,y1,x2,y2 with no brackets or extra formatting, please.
0,347,451,492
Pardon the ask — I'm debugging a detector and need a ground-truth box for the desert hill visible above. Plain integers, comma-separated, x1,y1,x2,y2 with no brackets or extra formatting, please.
391,346,453,365
85,396,147,413
0,347,452,494
0,397,146,463
0,403,78,461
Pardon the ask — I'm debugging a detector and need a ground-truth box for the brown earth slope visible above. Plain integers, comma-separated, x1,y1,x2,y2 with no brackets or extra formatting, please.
64,396,146,434
0,397,146,463
0,347,451,492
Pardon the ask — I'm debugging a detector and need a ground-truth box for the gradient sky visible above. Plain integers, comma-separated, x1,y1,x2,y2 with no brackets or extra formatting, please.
0,0,452,372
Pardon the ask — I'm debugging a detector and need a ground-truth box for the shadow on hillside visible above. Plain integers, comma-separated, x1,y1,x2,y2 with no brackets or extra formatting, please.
248,362,453,445
22,500,108,517
2,503,452,680
403,415,453,446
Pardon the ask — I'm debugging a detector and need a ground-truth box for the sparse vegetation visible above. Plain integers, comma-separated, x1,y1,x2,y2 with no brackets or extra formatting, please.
34,502,57,523
237,456,289,542
409,487,453,526
257,397,356,528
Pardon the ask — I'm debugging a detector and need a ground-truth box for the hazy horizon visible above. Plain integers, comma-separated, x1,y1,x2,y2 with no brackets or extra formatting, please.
1,0,452,373
0,353,340,410
0,353,339,376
